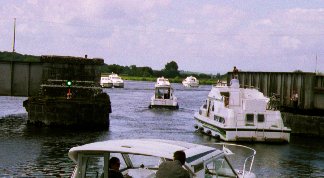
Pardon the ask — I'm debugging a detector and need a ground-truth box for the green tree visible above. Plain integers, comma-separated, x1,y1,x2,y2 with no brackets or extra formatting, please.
163,61,180,77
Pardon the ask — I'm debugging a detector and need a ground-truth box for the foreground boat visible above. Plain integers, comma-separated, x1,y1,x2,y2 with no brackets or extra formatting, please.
182,76,199,87
109,73,124,88
69,139,256,178
149,77,179,109
194,78,291,142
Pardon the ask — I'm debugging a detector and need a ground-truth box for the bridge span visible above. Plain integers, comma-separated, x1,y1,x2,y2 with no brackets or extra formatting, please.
0,61,42,96
1,60,324,110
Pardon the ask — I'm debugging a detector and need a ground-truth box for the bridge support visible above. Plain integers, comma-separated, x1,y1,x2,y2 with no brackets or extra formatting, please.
23,55,111,130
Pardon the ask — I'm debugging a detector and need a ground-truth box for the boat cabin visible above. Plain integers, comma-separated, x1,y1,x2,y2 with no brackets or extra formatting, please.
68,139,256,178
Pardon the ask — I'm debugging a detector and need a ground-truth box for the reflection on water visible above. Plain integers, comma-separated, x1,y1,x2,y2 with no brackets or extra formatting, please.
0,80,323,177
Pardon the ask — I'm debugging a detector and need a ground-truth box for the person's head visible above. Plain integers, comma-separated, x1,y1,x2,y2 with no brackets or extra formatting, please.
234,66,236,69
173,150,186,165
109,157,121,171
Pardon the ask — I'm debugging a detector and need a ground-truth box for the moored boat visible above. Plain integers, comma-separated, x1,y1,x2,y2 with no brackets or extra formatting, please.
100,75,113,88
149,77,178,109
68,139,256,178
109,73,124,88
156,76,170,86
182,76,199,87
194,78,291,142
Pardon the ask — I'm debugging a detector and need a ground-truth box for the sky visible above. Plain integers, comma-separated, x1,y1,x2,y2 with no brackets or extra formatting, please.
0,0,323,74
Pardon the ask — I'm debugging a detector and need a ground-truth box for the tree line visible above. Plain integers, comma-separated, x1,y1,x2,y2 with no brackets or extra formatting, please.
0,51,40,62
100,61,225,80
0,51,225,80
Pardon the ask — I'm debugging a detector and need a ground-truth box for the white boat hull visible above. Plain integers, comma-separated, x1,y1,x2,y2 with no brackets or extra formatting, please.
194,113,290,142
101,83,113,88
182,82,199,87
113,82,124,88
149,98,179,109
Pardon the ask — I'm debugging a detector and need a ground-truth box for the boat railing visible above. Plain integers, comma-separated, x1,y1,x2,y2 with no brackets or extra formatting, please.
213,81,227,87
207,143,256,177
71,166,78,178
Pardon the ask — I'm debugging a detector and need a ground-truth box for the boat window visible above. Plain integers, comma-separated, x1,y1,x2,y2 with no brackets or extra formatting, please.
246,114,254,123
155,88,171,99
219,117,225,124
110,153,127,170
84,156,104,178
203,100,207,109
205,156,236,178
214,116,225,124
220,92,229,97
257,114,265,122
220,92,230,107
127,154,161,169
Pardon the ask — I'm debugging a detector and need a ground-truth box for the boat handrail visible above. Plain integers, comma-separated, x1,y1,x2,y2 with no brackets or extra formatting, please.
206,143,256,177
47,79,95,84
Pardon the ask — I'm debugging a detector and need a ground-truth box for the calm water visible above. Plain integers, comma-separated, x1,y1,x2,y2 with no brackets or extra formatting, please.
0,80,323,177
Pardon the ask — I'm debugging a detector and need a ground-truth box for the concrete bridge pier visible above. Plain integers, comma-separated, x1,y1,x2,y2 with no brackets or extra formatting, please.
22,55,111,130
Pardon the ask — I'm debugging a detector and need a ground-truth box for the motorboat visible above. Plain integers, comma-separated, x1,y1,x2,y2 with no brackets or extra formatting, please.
156,76,170,86
149,77,178,109
182,76,199,87
100,75,113,88
68,139,256,178
194,78,291,142
109,73,124,88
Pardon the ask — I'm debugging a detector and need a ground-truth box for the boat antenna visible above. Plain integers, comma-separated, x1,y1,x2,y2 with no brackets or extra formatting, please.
315,53,318,74
12,18,16,53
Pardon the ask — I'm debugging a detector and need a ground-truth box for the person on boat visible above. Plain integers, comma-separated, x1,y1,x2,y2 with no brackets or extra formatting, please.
232,66,239,79
291,90,298,112
156,150,190,178
108,157,131,178
164,88,170,99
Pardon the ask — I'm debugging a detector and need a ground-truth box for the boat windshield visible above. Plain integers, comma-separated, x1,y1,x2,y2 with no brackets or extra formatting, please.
203,143,256,177
101,77,109,81
83,155,105,178
82,153,162,178
204,156,237,178
155,88,171,99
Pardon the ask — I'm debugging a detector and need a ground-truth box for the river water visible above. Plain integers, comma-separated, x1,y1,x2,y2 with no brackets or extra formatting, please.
0,80,323,177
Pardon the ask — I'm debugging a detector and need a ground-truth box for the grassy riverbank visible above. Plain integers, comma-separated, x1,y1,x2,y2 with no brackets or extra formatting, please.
121,75,223,85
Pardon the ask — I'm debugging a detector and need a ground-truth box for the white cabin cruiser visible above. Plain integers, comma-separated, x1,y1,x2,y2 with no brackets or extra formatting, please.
100,75,113,88
109,73,124,88
156,76,170,86
182,76,199,87
194,78,291,143
149,77,178,109
69,139,256,178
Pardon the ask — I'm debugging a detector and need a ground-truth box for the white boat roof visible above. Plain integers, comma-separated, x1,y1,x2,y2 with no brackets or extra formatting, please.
210,79,268,101
68,139,219,163
109,73,118,76
156,77,171,87
184,76,198,80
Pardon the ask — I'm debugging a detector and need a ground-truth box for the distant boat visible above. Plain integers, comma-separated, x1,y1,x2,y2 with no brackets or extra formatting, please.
100,75,113,88
156,76,170,86
194,78,291,142
182,76,199,87
149,77,178,109
109,73,124,88
68,139,257,178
